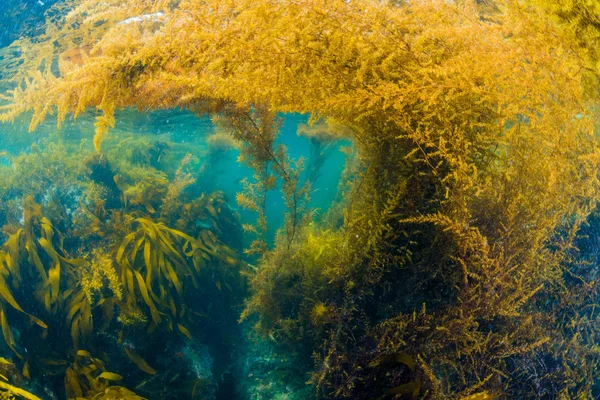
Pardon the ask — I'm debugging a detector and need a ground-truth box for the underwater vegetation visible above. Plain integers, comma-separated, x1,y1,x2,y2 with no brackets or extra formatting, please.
2,0,600,399
0,136,246,398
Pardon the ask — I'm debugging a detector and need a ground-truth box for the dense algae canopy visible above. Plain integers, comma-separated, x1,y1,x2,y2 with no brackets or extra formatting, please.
1,0,600,399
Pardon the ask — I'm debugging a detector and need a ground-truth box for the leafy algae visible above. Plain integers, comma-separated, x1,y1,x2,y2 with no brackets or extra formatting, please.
1,0,600,399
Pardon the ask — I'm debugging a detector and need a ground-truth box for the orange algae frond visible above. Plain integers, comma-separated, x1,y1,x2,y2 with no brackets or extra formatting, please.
206,130,240,152
297,120,349,144
65,350,145,399
80,250,123,304
310,303,331,326
117,304,148,327
460,392,494,400
160,154,196,218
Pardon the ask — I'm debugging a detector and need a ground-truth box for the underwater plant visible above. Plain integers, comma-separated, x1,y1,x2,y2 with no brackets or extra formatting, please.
0,141,104,234
196,128,241,194
115,216,207,330
297,120,348,186
226,108,312,257
0,127,247,398
2,0,600,398
65,350,144,400
0,377,41,400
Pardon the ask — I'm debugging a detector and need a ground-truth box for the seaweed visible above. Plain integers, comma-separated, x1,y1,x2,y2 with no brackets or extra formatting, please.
65,350,144,399
0,134,247,398
2,0,600,398
115,216,200,329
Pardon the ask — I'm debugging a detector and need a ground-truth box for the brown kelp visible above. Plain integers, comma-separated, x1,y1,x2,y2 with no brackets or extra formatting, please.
0,137,246,398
